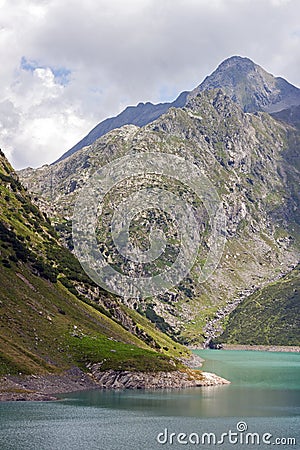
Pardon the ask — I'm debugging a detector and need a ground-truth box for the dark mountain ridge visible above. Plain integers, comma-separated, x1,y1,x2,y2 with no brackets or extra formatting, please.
54,91,188,164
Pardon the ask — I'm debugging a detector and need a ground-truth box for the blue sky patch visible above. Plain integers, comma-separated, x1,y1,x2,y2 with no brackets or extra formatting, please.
20,57,71,86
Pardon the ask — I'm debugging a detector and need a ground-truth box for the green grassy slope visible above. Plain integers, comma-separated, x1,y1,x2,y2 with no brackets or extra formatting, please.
0,264,178,375
215,264,300,346
0,150,188,375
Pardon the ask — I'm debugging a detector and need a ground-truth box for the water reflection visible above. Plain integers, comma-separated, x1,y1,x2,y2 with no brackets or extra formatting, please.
57,350,300,418
1,350,299,450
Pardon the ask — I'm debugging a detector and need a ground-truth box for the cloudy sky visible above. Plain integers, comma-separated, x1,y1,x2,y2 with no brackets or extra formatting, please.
0,0,300,169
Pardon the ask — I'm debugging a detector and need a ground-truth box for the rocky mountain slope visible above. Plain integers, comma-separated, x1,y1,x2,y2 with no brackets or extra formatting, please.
19,88,300,346
272,104,300,129
54,56,300,163
0,150,191,378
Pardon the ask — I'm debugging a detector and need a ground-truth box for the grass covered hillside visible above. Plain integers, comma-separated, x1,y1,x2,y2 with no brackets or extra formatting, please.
0,150,189,376
214,263,300,346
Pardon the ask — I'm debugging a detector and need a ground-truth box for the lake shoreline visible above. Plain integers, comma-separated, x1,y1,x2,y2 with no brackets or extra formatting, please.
199,344,300,352
0,366,229,402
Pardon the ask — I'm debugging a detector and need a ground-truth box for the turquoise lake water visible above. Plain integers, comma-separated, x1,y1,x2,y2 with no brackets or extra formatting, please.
0,350,299,449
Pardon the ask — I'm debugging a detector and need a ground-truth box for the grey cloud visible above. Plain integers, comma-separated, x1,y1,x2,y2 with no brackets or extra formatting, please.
0,100,20,130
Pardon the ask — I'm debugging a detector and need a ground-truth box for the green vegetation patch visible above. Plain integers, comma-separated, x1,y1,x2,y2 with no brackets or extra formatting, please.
215,264,300,346
68,335,176,372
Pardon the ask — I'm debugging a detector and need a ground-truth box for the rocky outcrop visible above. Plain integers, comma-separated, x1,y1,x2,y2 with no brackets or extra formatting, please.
179,353,204,368
89,366,229,390
0,366,229,401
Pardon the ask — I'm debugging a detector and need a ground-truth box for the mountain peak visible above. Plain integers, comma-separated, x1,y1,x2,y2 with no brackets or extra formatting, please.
52,56,300,164
218,55,256,69
190,55,300,113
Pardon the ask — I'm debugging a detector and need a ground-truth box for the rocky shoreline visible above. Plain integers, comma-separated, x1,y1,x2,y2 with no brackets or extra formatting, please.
221,344,300,352
89,365,229,390
0,366,229,402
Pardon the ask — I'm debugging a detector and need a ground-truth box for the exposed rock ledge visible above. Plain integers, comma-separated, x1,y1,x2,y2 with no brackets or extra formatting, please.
0,367,229,401
89,366,230,390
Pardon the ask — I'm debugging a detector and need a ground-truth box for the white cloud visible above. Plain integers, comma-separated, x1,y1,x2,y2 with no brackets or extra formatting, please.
0,0,300,169
0,58,94,168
